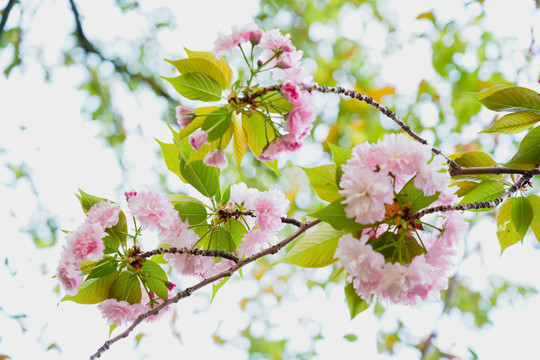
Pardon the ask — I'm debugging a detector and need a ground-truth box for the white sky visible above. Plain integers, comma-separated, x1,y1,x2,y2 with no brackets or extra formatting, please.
1,0,540,359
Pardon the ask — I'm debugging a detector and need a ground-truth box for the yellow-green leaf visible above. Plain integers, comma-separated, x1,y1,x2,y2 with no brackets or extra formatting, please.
242,112,280,174
166,58,228,90
156,139,186,182
528,195,540,242
497,198,520,254
185,48,233,88
302,165,340,202
476,86,540,114
511,197,533,240
506,126,540,165
187,122,233,163
233,113,248,169
179,106,219,141
481,112,540,134
162,73,221,102
458,180,504,211
62,271,118,304
454,180,479,198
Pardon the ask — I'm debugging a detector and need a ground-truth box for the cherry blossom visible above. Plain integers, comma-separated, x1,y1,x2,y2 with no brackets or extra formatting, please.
175,106,195,128
56,260,83,296
64,222,107,264
127,190,177,231
203,149,228,168
87,201,120,229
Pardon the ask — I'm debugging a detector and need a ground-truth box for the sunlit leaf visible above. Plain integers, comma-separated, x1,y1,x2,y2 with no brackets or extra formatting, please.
162,73,221,102
201,107,232,141
174,201,207,224
449,151,500,180
142,260,168,301
166,58,228,89
396,177,439,213
310,197,368,232
458,180,504,211
497,198,520,254
529,195,540,242
185,48,233,88
62,271,118,304
157,139,185,181
180,159,220,198
108,272,142,305
344,283,370,319
242,112,279,173
233,113,248,170
481,112,540,134
506,126,540,165
328,142,351,184
454,180,479,198
476,86,540,114
279,224,344,267
301,165,340,202
511,197,533,240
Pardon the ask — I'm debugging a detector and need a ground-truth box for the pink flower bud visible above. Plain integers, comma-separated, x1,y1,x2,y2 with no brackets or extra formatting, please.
189,130,209,151
203,149,228,168
175,106,195,128
249,29,263,45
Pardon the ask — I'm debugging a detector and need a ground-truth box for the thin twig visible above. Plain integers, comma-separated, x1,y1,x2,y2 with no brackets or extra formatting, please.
0,0,18,42
90,219,321,359
412,174,533,219
134,246,240,263
302,84,460,169
67,0,173,101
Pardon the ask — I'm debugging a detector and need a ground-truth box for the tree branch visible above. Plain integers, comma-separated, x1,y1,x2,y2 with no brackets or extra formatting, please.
302,84,460,169
133,246,240,264
67,0,174,102
450,166,540,177
90,218,322,359
0,0,18,42
412,173,533,219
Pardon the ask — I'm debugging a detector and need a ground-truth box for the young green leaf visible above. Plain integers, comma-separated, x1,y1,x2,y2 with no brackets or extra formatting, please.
179,106,219,141
528,195,540,242
108,272,142,305
142,260,168,301
165,58,228,90
62,271,118,304
458,180,504,211
481,112,540,134
344,283,370,319
476,86,540,114
162,73,222,102
156,139,185,181
242,112,280,174
327,142,352,184
511,197,533,240
454,181,479,198
449,151,500,180
212,277,230,302
233,113,248,170
227,218,247,247
85,257,119,280
184,48,233,88
506,126,540,165
497,198,520,254
180,159,220,198
278,224,343,267
174,202,208,224
309,198,368,232
301,164,340,202
104,210,128,249
201,107,232,141
77,189,108,213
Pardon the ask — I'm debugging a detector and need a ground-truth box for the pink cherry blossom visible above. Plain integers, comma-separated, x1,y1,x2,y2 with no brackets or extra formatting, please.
56,260,83,296
213,23,261,58
283,91,316,140
87,201,120,229
237,228,275,257
98,299,143,326
229,182,259,209
159,217,199,248
204,149,228,168
272,65,313,85
259,138,287,161
414,155,449,196
127,190,177,231
339,168,394,224
175,106,195,128
281,82,300,103
64,222,107,264
189,130,209,151
253,189,289,232
259,29,295,62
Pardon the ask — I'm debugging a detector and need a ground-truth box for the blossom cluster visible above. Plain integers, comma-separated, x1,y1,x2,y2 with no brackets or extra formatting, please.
335,213,466,305
56,201,121,296
175,23,316,164
339,133,449,225
228,183,289,257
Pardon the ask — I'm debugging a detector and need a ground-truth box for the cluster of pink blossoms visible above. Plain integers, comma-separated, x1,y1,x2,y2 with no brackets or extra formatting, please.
228,183,289,257
339,133,449,225
56,201,121,296
333,133,468,305
335,213,467,305
175,23,316,164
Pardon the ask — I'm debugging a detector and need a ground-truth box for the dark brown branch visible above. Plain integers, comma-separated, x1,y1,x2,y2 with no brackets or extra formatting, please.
67,0,173,101
412,173,533,219
0,0,18,42
90,219,322,359
134,246,240,263
217,208,304,228
302,84,460,169
450,166,540,177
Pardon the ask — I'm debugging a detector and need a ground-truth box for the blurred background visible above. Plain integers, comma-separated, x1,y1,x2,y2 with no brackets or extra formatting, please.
1,0,540,358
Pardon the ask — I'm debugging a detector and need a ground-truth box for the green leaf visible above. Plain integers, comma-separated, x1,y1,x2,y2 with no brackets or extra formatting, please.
454,181,479,198
343,334,358,342
279,224,343,267
511,197,533,240
180,159,220,198
85,257,119,280
328,142,351,184
104,211,127,249
157,139,185,181
344,283,370,319
233,113,248,170
76,189,107,213
369,232,424,264
528,195,540,242
62,271,118,304
188,119,233,163
309,197,368,232
200,227,235,252
497,198,520,254
227,218,248,247
212,277,230,302
302,165,340,202
201,107,232,142
174,202,208,224
476,86,540,114
142,260,168,301
166,58,228,89
481,112,540,134
184,48,233,88
506,126,540,165
162,73,222,102
242,112,279,174
458,180,504,211
396,177,439,213
108,272,142,305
